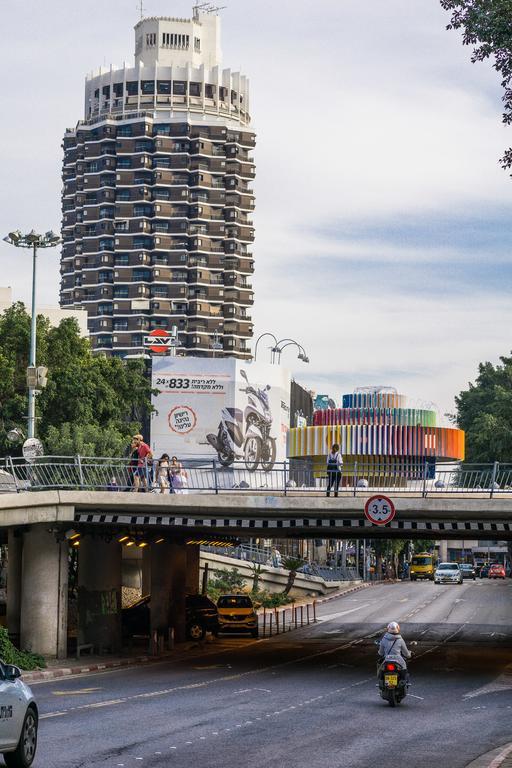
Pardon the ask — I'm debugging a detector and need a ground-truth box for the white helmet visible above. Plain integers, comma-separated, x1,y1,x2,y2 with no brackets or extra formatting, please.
387,621,400,634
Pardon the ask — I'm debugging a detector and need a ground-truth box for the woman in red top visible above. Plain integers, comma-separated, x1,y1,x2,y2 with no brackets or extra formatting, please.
132,434,153,492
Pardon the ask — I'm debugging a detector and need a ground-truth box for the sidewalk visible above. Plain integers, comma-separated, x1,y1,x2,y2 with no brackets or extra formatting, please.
466,743,512,768
22,580,374,683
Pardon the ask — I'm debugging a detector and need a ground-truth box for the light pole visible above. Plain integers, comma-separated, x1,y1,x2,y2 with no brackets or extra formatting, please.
254,332,278,363
3,229,61,438
272,338,310,365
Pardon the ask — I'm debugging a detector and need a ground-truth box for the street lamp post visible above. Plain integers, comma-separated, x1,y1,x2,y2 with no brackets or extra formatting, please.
3,229,61,438
254,332,278,363
272,338,310,365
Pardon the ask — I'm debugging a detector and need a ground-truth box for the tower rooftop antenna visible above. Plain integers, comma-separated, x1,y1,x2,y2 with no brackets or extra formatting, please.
137,0,146,20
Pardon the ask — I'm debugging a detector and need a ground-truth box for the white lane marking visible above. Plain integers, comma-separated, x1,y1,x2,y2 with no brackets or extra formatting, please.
39,632,373,720
463,664,512,700
317,604,371,622
408,694,425,700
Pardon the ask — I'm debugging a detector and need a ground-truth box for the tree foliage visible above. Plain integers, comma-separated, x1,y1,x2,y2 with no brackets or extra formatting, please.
440,0,512,171
455,354,512,462
0,304,152,456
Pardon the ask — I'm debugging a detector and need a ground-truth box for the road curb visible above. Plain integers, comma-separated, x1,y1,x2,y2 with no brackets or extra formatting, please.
465,742,512,768
21,653,172,683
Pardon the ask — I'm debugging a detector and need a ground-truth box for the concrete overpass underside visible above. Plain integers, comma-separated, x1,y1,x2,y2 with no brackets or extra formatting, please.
1,491,510,661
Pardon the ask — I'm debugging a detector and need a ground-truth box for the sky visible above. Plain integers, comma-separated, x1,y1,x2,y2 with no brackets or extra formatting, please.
1,0,511,419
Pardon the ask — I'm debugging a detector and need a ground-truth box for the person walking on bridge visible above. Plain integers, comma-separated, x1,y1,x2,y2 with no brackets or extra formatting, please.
326,443,343,497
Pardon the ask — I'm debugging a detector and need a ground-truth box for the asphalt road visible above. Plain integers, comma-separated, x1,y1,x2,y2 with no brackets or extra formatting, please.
22,579,512,768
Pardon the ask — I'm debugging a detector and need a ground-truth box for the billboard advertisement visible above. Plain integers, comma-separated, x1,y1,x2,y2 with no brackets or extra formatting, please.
151,358,290,470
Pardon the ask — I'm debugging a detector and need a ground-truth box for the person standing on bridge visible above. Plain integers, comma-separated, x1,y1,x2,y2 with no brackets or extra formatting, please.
132,434,153,492
326,443,343,497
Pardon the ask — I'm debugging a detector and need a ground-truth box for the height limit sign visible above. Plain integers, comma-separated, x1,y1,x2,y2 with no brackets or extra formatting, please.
364,495,396,526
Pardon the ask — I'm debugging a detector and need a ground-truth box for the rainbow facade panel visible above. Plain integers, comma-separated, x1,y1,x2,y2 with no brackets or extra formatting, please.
287,390,464,462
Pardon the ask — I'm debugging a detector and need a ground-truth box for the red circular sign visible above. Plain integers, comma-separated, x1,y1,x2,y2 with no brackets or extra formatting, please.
148,328,170,354
364,495,396,526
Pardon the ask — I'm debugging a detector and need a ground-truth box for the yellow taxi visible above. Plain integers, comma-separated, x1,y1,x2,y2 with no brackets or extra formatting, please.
216,594,259,638
410,553,435,581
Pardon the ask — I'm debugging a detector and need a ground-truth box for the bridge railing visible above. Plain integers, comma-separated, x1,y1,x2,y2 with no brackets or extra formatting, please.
0,457,511,497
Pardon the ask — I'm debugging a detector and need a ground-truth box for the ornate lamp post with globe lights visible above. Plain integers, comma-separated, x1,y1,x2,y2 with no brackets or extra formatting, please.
2,229,61,440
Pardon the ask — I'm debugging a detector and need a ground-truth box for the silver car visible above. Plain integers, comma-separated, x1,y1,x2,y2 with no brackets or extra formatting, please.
434,562,463,585
0,661,38,767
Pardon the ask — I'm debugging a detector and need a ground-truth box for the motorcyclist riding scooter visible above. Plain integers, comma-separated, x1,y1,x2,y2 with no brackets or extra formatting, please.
376,621,413,707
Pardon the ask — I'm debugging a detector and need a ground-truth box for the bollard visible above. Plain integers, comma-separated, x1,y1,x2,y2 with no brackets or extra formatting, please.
288,608,292,631
294,606,298,629
306,604,310,625
158,634,164,654
168,627,174,650
313,600,317,622
301,605,304,627
269,613,273,636
263,608,267,638
151,630,158,656
275,609,279,635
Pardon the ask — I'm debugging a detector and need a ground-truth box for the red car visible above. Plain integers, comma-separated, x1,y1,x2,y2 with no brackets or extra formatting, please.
489,564,506,579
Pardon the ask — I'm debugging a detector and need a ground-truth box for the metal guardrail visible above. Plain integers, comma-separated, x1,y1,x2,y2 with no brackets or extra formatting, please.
0,457,510,498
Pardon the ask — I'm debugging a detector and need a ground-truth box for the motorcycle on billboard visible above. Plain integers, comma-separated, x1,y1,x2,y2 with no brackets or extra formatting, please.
206,369,276,471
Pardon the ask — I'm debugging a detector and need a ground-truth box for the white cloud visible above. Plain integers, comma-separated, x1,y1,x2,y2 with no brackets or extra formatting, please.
0,0,510,417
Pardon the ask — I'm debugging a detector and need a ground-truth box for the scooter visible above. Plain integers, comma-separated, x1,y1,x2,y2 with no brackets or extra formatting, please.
206,370,276,472
375,640,417,707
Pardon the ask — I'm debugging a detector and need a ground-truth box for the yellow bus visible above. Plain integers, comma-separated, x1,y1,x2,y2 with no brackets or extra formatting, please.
410,553,435,581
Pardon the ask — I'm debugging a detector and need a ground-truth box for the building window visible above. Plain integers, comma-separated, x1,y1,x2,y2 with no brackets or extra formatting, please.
115,253,129,266
173,81,186,96
141,80,154,95
114,286,129,298
189,82,201,97
133,269,151,282
157,81,171,94
194,37,201,52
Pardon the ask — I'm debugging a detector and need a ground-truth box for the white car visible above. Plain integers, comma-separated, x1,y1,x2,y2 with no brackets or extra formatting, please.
0,661,38,767
434,562,463,585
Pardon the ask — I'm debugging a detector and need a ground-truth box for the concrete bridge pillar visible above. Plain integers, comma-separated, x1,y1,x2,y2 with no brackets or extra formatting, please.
78,536,122,653
438,540,448,562
170,542,187,642
186,544,200,595
20,526,68,659
149,541,189,642
150,541,173,634
7,529,23,641
142,546,151,596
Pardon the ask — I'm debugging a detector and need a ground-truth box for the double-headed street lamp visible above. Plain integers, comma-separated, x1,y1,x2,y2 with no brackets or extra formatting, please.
3,229,61,438
272,338,310,365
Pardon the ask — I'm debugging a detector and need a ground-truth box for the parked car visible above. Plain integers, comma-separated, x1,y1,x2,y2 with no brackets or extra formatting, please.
489,563,506,580
460,564,476,580
217,594,259,637
121,594,219,641
434,562,463,585
0,660,38,767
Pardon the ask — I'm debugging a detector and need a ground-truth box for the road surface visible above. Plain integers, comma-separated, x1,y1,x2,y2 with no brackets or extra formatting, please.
25,580,512,768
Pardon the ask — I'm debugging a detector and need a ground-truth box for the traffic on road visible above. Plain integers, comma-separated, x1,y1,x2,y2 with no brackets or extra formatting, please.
18,578,511,768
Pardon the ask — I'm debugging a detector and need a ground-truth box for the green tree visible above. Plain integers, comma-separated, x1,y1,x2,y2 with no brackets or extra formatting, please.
440,0,512,171
0,305,152,457
455,354,512,462
281,556,304,595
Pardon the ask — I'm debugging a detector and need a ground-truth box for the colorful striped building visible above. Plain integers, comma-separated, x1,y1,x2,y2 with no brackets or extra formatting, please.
287,387,464,482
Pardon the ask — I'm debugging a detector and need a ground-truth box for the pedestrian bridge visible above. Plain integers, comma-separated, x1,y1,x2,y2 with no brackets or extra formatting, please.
1,488,511,540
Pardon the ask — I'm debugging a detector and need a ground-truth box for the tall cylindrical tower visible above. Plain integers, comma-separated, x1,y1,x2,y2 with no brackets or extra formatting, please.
60,7,255,358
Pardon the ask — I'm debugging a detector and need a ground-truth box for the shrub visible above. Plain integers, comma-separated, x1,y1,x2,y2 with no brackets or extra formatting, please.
0,627,46,670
